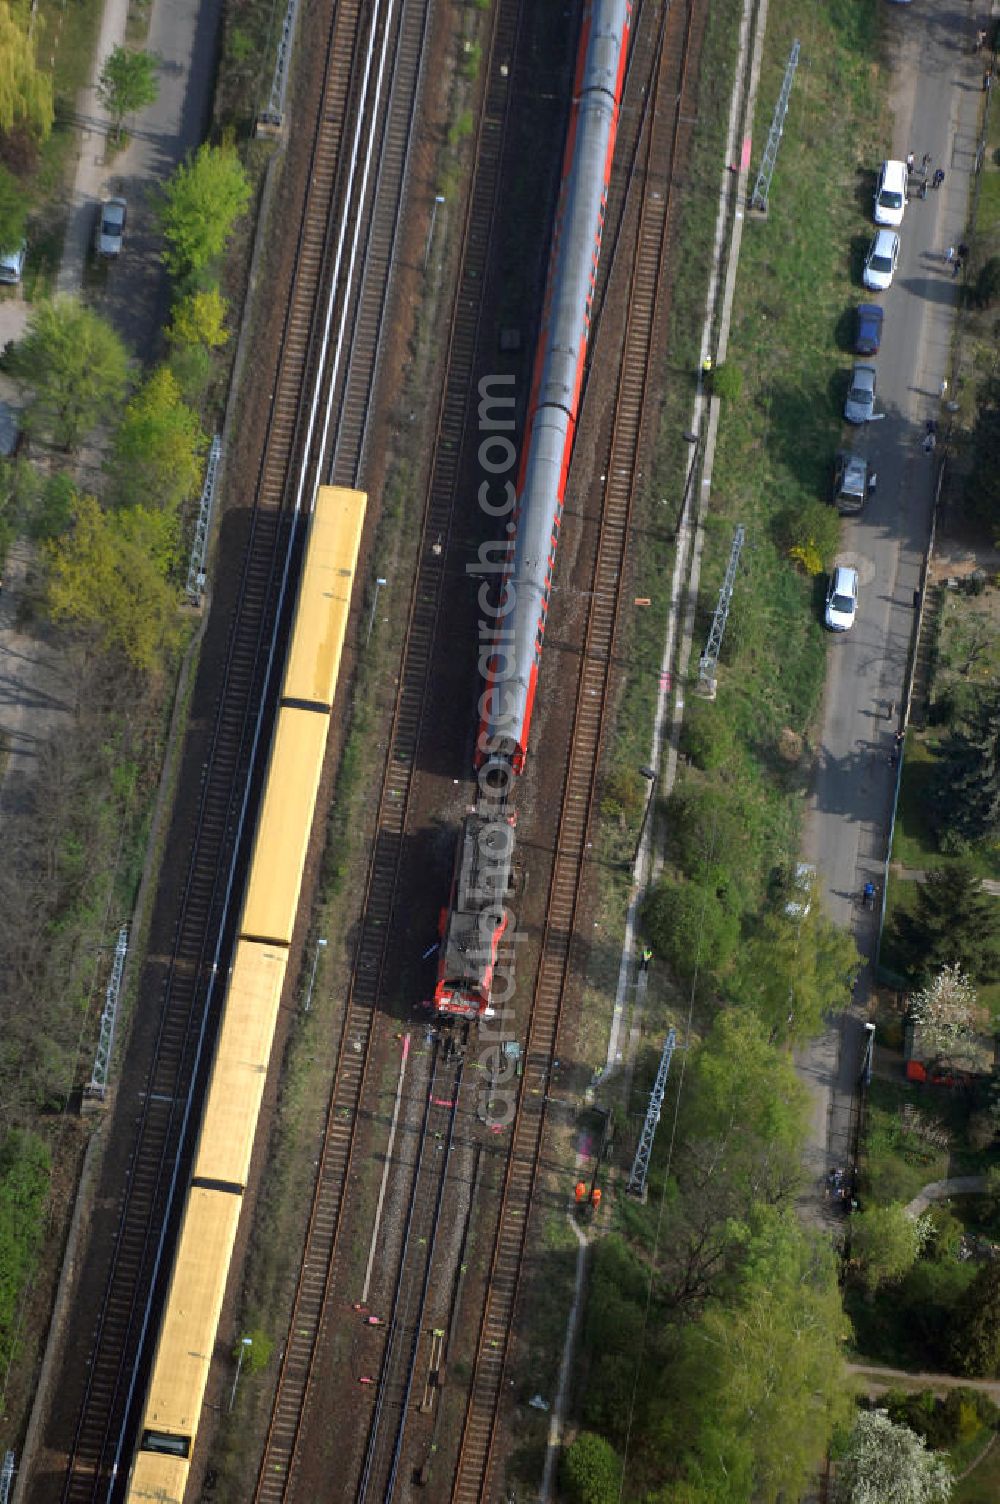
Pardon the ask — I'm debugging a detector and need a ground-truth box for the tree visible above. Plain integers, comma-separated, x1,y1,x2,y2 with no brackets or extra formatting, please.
0,4,53,140
893,861,1000,984
965,374,1000,535
834,1410,953,1503
559,1432,622,1504
0,163,27,256
46,496,184,672
109,367,206,516
933,688,1000,845
849,1204,928,1292
734,905,858,1043
908,965,982,1071
642,875,739,988
167,285,230,350
7,297,130,451
660,1209,851,1503
946,1263,1000,1376
158,145,251,282
97,47,159,145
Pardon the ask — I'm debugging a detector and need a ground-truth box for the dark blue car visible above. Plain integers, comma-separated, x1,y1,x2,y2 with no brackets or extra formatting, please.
855,302,884,356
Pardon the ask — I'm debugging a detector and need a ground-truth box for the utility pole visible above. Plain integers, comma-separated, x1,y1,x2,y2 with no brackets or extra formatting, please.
366,577,387,646
229,1337,253,1413
304,937,327,1013
424,194,446,270
697,525,746,699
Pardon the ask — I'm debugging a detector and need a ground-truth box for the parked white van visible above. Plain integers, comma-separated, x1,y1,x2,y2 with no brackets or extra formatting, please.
874,159,908,226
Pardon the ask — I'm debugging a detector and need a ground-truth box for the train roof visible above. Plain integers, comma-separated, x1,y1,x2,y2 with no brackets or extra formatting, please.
139,1186,242,1443
441,813,512,984
193,940,288,1188
282,486,366,707
125,1448,189,1503
241,706,329,945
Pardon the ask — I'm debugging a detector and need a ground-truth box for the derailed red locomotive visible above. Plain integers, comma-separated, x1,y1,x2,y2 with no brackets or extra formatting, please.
433,0,631,1018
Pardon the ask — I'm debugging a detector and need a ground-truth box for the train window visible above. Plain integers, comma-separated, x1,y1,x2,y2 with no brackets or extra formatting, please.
141,1430,191,1458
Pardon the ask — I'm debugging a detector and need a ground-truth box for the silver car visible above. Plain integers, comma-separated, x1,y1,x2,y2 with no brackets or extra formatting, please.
863,229,899,291
844,363,876,425
94,197,127,257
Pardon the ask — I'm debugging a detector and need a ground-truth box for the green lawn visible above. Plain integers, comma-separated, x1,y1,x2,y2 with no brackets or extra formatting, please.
954,1433,1000,1503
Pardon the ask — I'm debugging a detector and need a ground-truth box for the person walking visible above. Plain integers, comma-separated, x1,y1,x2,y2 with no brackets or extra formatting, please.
932,168,945,190
953,255,963,279
984,70,994,93
945,244,956,263
921,152,932,173
906,150,915,173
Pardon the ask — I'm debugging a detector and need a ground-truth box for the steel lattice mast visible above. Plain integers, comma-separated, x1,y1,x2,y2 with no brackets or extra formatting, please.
697,524,745,698
627,1028,677,1199
749,40,801,215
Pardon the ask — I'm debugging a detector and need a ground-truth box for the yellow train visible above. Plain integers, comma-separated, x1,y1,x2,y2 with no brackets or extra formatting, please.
126,486,367,1503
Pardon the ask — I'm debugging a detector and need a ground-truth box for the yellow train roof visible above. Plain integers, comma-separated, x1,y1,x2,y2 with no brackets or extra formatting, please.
241,707,328,946
125,1448,190,1504
140,1186,241,1442
282,486,366,707
193,941,288,1188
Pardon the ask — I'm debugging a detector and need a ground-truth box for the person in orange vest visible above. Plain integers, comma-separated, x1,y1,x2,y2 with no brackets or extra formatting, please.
591,1187,602,1209
575,1180,587,1203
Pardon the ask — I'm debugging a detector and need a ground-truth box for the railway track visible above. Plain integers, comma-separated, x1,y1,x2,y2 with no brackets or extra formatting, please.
357,1045,466,1503
451,5,705,1498
57,0,428,1497
251,1,525,1497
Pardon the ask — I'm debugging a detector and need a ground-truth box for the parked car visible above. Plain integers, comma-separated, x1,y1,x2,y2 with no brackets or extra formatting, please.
845,363,877,424
825,564,859,632
94,197,127,257
784,862,817,920
831,451,875,514
873,158,908,226
863,229,899,291
0,241,27,285
854,302,884,355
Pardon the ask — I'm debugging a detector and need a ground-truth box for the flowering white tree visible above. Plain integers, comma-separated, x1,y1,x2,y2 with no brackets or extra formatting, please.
909,963,980,1069
834,1411,953,1504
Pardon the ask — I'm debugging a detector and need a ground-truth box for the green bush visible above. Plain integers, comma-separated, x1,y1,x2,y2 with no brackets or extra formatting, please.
680,699,735,770
601,765,647,823
560,1432,622,1504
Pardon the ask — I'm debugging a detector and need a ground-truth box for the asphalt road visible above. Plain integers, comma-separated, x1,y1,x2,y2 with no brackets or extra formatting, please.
796,3,986,1198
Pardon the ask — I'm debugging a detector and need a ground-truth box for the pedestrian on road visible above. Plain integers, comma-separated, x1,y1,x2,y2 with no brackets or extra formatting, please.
940,377,949,398
984,71,994,93
906,150,915,173
958,242,969,261
932,168,946,190
640,946,653,974
953,255,963,279
921,152,932,173
945,245,956,263
924,430,937,453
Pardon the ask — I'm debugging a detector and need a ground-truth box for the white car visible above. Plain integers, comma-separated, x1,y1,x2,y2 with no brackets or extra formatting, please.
863,229,899,291
873,159,908,226
825,565,859,632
